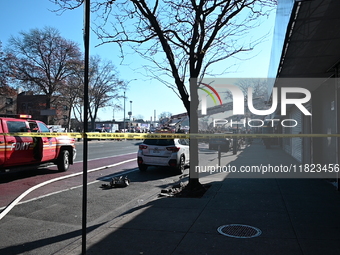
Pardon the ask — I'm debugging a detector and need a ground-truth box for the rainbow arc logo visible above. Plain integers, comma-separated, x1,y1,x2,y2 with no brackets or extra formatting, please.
198,83,222,115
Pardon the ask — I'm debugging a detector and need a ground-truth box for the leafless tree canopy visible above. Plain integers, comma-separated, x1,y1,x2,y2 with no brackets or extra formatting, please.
60,61,84,127
87,55,127,128
3,26,126,127
61,55,127,129
6,27,82,109
53,0,277,186
159,111,173,119
0,41,7,88
224,78,268,117
225,78,267,100
53,0,276,114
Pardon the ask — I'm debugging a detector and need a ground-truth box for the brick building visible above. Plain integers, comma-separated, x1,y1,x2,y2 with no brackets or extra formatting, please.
16,91,70,128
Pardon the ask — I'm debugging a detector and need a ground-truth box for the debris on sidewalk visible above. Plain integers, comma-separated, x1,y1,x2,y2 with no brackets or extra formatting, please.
160,182,186,197
101,176,130,189
159,181,210,198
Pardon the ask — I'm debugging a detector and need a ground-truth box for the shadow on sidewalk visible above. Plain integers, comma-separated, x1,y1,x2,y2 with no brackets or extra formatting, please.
80,140,340,255
0,223,105,255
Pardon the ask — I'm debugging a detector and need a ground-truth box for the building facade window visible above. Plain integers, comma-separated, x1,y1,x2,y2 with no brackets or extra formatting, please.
6,98,13,105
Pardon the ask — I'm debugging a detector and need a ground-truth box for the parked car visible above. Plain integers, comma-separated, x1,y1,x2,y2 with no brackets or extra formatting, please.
208,133,232,152
88,129,106,141
137,138,189,174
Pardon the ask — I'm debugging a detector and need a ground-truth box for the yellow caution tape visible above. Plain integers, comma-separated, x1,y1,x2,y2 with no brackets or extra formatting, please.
1,133,340,139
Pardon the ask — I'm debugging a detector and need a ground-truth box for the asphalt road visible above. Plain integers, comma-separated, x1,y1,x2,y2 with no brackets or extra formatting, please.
74,139,143,161
0,140,141,207
0,139,188,255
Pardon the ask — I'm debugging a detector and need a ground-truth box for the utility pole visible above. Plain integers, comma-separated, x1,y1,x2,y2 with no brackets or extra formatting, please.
123,91,126,132
129,100,133,131
154,110,156,126
82,0,90,254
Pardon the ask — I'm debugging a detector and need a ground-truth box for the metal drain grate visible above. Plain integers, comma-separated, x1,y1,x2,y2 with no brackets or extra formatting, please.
217,224,262,238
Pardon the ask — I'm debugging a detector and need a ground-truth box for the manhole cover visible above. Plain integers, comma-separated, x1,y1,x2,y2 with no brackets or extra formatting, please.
217,224,262,238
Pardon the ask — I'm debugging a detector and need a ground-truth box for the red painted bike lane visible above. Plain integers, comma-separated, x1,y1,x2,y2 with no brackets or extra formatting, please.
0,153,137,208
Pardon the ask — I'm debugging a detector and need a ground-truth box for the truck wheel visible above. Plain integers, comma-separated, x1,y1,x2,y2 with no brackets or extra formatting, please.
57,149,70,172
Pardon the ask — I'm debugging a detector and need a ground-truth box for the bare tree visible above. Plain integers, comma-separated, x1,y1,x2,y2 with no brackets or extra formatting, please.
5,27,82,123
0,42,17,113
158,111,173,126
0,41,15,92
134,114,145,121
88,55,126,130
236,79,267,99
60,61,85,129
58,55,126,130
53,0,276,189
0,41,6,88
159,111,173,120
225,78,268,113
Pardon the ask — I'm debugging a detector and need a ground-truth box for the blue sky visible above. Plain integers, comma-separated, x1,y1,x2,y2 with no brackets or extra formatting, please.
0,0,276,122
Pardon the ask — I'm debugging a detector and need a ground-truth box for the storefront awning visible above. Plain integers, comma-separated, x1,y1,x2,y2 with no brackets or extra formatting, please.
277,0,340,79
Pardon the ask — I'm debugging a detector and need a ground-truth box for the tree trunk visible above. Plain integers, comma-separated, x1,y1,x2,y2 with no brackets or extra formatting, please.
187,78,204,189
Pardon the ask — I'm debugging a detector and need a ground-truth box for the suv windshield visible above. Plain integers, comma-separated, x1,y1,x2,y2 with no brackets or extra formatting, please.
143,139,175,146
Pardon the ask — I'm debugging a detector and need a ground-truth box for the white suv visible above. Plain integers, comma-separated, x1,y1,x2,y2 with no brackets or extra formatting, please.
137,138,189,174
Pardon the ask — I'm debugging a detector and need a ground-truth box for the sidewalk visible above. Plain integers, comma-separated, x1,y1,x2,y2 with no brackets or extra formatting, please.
61,139,340,255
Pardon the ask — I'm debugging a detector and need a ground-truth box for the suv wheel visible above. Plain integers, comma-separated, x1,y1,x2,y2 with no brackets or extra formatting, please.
139,164,148,172
176,156,185,175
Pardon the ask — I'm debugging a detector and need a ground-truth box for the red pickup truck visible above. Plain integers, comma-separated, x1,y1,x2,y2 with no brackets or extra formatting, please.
0,114,76,172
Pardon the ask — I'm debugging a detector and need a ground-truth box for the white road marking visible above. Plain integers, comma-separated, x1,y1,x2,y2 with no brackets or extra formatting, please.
73,152,136,163
17,168,139,206
0,158,136,221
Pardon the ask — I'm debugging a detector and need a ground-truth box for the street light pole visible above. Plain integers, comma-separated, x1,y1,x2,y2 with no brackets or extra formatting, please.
130,100,133,131
123,91,126,132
